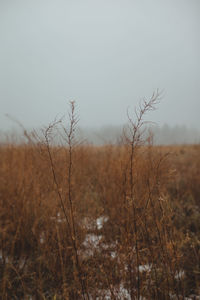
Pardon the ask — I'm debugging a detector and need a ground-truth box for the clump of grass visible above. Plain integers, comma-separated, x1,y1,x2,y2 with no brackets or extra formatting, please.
0,93,199,299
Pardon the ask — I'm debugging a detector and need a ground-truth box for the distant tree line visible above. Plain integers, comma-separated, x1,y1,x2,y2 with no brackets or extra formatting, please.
1,124,200,145
77,124,200,145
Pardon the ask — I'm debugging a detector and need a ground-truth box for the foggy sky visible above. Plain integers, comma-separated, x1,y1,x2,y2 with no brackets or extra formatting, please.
0,0,199,131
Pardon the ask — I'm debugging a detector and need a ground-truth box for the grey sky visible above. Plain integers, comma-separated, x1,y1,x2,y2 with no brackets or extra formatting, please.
0,0,199,130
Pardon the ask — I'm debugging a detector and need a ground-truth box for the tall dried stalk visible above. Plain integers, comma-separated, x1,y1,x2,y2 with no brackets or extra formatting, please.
44,102,89,300
124,90,161,299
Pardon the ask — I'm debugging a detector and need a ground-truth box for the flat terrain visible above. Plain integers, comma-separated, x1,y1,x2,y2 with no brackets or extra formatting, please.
0,142,199,299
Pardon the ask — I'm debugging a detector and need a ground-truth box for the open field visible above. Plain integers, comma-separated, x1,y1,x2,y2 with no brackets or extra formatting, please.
0,140,199,299
0,96,199,300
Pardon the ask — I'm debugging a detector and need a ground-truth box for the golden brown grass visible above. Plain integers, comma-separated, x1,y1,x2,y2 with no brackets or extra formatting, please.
0,99,199,299
0,142,199,299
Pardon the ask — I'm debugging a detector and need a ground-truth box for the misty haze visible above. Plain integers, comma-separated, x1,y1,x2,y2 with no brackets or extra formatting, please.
1,1,200,299
0,0,199,144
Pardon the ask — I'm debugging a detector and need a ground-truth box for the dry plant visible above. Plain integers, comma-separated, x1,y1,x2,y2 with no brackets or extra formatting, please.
0,93,199,299
44,101,89,299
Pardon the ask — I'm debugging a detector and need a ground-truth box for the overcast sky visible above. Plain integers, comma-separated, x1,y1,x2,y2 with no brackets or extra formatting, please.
0,0,199,131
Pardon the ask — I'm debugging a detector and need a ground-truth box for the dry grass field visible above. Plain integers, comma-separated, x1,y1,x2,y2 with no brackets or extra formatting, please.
0,100,199,299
